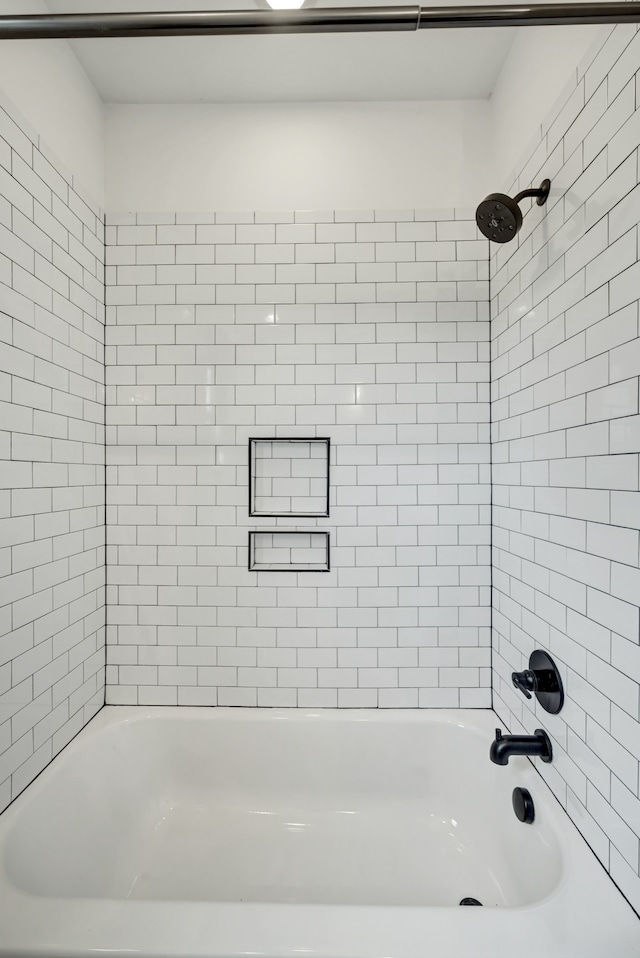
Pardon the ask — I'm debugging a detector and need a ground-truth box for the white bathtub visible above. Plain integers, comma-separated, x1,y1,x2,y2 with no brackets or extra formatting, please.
0,707,637,957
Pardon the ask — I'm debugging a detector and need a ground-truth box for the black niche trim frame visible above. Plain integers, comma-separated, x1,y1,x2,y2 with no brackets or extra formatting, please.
248,437,331,518
248,530,331,573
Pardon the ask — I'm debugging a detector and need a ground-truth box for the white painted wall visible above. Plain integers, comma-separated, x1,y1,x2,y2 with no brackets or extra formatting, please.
490,25,604,188
102,28,607,214
0,0,105,207
0,8,604,214
105,100,493,213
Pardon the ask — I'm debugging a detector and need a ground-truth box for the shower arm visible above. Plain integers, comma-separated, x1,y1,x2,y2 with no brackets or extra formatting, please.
513,188,543,203
513,179,552,207
1,3,640,40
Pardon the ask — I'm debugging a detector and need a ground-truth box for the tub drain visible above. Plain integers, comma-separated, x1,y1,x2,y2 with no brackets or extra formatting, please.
459,897,483,906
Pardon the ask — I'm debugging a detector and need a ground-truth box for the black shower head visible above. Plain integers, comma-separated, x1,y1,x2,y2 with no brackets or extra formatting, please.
476,193,522,243
476,178,551,244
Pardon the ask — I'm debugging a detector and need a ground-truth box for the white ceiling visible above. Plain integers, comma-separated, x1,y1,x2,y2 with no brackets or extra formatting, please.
38,0,518,102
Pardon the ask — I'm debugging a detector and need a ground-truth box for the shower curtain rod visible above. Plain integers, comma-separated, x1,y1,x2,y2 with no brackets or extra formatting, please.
1,3,640,39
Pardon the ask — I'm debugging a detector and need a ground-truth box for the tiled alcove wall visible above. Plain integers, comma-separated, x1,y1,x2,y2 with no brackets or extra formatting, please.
0,95,106,811
491,24,640,913
105,211,491,707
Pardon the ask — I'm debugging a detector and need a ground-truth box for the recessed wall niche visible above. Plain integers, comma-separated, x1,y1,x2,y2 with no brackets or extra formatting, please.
248,438,330,518
248,531,331,572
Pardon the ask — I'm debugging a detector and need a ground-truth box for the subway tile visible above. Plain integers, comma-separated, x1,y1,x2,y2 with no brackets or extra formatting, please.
1,132,105,805
587,378,638,423
103,209,488,716
491,26,640,901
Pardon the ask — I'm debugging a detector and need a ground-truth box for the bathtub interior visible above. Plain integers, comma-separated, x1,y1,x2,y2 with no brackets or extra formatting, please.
1,710,563,908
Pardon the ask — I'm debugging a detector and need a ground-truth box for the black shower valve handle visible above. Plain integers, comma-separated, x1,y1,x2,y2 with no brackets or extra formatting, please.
511,650,565,714
511,669,537,699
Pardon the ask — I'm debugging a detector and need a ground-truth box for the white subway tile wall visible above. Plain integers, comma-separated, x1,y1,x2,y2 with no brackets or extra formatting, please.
492,24,640,913
105,210,491,709
0,97,106,812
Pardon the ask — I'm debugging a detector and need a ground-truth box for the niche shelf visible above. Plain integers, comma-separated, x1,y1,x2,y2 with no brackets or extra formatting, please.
248,531,331,573
248,437,330,518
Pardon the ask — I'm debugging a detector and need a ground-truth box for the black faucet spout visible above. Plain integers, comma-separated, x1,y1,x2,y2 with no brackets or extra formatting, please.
490,728,552,765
